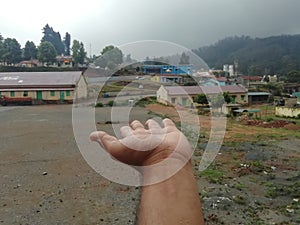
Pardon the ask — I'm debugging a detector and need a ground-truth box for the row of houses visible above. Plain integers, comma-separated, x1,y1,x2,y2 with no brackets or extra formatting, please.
0,71,88,104
156,85,271,107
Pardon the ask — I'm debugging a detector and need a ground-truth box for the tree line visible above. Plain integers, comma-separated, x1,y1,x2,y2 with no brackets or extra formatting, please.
0,24,86,67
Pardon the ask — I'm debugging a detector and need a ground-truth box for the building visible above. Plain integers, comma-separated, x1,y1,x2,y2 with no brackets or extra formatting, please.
18,60,41,68
54,56,73,68
248,92,271,105
151,74,183,84
157,85,248,107
237,76,263,89
0,71,87,104
143,65,192,75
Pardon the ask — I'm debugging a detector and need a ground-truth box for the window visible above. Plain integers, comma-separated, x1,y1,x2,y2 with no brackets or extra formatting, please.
171,98,176,104
66,90,70,97
23,91,28,97
241,95,245,101
50,91,55,97
10,91,15,97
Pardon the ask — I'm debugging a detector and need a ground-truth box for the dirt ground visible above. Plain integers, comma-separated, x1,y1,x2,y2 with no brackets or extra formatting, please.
0,104,299,225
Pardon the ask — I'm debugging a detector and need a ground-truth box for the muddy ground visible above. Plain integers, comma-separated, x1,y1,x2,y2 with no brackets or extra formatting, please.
0,105,299,225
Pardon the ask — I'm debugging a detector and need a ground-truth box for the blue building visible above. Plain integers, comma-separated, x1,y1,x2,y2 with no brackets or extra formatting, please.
142,65,192,75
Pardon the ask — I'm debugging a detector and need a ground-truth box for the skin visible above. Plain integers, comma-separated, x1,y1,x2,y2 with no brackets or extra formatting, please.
90,118,204,225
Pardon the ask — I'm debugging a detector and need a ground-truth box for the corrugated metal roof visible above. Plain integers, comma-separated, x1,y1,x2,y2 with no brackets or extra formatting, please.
0,71,82,87
164,85,247,96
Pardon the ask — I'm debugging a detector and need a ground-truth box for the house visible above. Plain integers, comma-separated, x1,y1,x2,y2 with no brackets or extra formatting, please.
237,76,264,89
54,56,73,68
151,74,183,84
248,92,271,105
157,85,248,107
18,60,41,68
0,71,87,104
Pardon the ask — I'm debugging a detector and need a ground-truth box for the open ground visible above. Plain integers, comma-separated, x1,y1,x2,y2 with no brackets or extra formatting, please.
0,103,299,225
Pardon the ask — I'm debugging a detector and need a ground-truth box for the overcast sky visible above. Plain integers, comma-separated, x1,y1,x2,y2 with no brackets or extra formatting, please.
1,0,300,56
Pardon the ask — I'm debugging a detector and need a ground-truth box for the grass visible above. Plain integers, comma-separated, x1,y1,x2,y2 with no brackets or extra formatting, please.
265,182,300,199
199,167,225,184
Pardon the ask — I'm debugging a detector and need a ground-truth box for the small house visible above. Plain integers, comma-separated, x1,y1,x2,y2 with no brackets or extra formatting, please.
157,85,248,107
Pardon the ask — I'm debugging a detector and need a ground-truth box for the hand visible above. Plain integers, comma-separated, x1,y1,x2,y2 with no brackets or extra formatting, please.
89,118,192,167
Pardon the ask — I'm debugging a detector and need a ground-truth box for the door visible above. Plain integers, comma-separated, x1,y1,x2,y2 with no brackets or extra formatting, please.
36,91,42,100
60,91,65,100
182,98,187,107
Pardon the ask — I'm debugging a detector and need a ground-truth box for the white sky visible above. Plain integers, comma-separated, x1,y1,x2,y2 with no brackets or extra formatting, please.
1,0,300,56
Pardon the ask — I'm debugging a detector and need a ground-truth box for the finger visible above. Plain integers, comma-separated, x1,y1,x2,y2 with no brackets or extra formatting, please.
145,119,162,130
162,118,176,128
130,120,144,130
90,131,106,146
90,131,122,154
120,126,132,137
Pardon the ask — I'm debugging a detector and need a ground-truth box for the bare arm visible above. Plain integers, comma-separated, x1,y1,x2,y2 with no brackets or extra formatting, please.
90,119,204,225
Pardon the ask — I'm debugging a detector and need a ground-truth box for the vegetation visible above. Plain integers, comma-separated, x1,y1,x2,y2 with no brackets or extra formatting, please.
72,40,86,66
0,38,22,65
95,45,123,69
37,41,57,64
0,25,87,68
41,24,65,55
193,35,300,78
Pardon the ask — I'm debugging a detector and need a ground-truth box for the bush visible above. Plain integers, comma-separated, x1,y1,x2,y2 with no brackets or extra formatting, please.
107,100,114,107
95,102,104,107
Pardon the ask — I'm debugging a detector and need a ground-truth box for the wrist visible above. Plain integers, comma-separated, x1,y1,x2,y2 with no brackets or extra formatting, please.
140,158,193,186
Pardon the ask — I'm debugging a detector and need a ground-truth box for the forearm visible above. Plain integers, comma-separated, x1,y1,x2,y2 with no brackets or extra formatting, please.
138,161,204,225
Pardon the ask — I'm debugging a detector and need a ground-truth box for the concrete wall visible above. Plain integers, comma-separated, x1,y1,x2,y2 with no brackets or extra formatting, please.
76,76,88,99
275,107,300,118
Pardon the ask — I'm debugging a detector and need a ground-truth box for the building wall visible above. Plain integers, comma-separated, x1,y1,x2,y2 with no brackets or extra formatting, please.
275,107,300,118
76,76,88,99
231,93,248,104
0,90,74,101
157,86,169,105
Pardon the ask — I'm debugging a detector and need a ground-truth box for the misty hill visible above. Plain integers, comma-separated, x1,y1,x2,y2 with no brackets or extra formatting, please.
193,35,300,75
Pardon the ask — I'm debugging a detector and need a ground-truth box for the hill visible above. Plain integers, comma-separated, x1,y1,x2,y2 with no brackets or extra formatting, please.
193,35,300,76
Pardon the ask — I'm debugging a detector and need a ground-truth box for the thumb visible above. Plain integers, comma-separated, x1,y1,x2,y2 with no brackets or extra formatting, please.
89,131,123,156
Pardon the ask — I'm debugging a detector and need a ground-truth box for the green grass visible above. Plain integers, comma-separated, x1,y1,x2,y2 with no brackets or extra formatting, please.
199,168,225,184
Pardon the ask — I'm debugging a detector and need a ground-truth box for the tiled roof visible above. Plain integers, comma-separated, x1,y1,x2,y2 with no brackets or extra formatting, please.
0,72,82,88
164,85,247,96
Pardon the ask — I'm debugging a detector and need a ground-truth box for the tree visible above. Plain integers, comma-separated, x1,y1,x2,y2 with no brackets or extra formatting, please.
0,34,4,63
96,45,123,69
179,52,190,65
209,93,225,108
37,41,57,65
64,32,71,56
41,24,65,55
194,94,208,105
2,38,22,65
23,41,37,60
285,70,300,83
223,92,232,104
72,40,86,67
125,54,132,64
101,45,115,55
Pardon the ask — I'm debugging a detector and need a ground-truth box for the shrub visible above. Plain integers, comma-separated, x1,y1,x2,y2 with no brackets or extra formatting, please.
107,100,114,107
95,102,104,107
